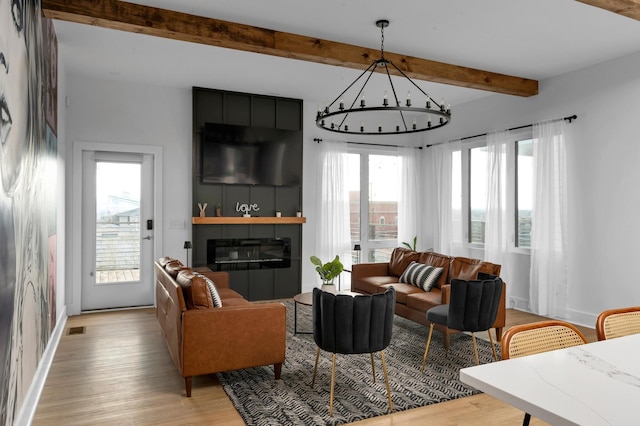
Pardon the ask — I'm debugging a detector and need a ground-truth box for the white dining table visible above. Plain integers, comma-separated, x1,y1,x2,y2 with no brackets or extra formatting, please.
460,333,640,426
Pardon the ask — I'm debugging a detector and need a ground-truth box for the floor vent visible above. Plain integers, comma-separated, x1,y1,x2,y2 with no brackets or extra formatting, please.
68,326,86,335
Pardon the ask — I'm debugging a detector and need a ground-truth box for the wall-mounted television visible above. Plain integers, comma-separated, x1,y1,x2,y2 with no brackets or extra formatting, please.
201,122,302,186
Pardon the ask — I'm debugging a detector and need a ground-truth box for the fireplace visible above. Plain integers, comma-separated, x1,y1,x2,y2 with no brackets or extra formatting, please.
207,238,291,271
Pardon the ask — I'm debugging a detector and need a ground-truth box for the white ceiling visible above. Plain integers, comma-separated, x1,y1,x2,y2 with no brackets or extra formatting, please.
53,0,640,108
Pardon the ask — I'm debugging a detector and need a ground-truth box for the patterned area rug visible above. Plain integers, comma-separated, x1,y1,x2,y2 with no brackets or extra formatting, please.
217,300,499,425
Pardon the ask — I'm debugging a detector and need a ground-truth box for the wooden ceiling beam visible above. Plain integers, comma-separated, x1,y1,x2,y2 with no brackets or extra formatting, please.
42,0,538,97
576,0,640,20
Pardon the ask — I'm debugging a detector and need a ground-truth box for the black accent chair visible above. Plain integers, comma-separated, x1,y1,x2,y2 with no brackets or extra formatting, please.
311,286,396,416
421,277,503,370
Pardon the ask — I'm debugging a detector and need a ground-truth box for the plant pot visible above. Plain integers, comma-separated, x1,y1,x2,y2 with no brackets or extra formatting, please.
215,208,221,217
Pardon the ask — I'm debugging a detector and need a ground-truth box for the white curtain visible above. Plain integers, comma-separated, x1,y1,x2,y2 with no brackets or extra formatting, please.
529,120,568,318
315,141,352,278
398,147,420,249
485,130,513,285
430,140,461,254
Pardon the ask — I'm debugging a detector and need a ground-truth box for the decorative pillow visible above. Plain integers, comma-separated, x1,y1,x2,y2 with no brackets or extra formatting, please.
195,272,222,308
399,261,444,292
176,269,213,309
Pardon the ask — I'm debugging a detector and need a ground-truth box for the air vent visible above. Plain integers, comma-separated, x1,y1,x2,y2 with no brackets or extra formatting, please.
68,326,86,335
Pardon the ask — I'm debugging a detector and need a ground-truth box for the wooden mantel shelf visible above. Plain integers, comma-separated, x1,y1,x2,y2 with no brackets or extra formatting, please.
193,216,306,225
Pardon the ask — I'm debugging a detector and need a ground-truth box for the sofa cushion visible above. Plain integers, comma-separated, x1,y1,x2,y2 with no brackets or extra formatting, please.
157,256,175,267
195,272,222,308
217,287,244,300
406,289,444,313
450,257,501,281
399,261,444,292
418,251,452,289
165,260,186,278
353,276,399,294
379,283,423,305
176,269,213,310
388,248,420,277
220,297,251,307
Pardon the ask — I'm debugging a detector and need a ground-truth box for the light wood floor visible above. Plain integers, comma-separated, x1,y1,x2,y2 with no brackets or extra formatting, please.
33,307,597,425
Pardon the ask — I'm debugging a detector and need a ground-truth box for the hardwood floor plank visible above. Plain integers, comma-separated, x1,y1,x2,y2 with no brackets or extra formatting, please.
33,308,593,425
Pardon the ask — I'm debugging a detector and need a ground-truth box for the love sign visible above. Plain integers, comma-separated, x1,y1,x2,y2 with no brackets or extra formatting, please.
235,202,260,214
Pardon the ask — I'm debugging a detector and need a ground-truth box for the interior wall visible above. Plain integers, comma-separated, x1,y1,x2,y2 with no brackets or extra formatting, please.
63,74,192,311
423,50,640,327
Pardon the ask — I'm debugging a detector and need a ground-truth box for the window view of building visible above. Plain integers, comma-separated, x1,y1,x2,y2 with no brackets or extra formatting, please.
347,152,399,264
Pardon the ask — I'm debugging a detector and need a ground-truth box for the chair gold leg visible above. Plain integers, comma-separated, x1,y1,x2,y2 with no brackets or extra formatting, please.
311,347,320,387
421,324,435,373
370,353,376,383
380,350,393,412
488,329,499,361
471,333,480,365
329,353,336,416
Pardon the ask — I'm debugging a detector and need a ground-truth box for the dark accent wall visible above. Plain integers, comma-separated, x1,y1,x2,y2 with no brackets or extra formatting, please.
192,87,303,300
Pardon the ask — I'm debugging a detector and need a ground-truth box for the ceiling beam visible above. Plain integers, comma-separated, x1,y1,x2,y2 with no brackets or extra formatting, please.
42,0,538,97
576,0,640,21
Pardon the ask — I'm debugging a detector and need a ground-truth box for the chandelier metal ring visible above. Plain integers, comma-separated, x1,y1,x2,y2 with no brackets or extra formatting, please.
316,19,452,135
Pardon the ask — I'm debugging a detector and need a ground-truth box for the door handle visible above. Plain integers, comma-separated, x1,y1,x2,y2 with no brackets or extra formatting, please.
142,235,152,240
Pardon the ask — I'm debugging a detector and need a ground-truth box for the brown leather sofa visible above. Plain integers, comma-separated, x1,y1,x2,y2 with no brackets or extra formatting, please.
351,248,506,347
154,257,286,396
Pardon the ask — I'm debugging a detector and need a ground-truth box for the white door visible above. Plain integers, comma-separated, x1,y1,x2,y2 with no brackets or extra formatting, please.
81,151,155,310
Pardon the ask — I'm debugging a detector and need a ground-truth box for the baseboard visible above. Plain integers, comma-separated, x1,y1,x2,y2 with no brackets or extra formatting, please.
507,296,596,329
14,305,68,426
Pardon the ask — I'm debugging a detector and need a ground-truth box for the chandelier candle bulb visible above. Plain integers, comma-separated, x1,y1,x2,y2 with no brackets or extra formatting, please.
339,98,344,110
383,91,388,106
378,124,382,133
406,91,411,107
412,118,417,131
360,121,365,133
360,95,365,108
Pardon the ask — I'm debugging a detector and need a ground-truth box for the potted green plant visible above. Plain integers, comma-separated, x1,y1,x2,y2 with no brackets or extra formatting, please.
401,235,417,251
215,203,222,217
310,255,343,285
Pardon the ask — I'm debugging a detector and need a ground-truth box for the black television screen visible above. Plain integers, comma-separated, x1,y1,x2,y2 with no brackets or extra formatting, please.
201,123,302,186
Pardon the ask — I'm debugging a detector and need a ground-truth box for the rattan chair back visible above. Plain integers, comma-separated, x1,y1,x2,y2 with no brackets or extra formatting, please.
596,306,640,341
501,320,588,360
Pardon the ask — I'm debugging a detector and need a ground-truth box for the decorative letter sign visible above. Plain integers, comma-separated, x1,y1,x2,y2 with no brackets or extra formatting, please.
235,202,260,214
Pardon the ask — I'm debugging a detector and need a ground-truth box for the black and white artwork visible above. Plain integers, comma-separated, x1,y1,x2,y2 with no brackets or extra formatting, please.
0,0,57,424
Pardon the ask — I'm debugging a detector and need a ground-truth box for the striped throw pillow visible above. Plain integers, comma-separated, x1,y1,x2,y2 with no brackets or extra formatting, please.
399,262,444,292
195,272,223,308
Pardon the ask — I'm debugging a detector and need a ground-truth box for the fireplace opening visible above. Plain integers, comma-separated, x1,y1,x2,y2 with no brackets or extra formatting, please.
207,238,291,271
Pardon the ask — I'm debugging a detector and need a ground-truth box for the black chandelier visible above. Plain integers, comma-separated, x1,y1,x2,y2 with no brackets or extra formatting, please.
316,20,451,136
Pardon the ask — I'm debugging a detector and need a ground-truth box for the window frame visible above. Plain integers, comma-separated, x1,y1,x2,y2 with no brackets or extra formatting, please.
455,129,533,253
347,144,400,263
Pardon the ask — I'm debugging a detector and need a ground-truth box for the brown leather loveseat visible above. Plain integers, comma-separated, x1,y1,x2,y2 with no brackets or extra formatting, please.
154,257,286,396
351,248,506,347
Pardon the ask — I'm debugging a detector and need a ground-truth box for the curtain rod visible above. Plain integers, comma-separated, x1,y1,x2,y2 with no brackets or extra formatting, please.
312,138,422,149
425,114,577,148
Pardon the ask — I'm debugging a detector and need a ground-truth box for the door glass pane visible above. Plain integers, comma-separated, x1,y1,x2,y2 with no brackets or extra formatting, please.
516,139,533,248
469,146,488,243
95,161,141,283
368,155,398,241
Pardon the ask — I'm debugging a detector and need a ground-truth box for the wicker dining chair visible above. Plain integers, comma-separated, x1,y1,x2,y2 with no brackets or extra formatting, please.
596,306,640,341
501,320,588,426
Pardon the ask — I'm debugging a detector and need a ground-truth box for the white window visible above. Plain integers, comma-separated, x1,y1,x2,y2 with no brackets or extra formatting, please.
347,150,399,263
453,132,533,250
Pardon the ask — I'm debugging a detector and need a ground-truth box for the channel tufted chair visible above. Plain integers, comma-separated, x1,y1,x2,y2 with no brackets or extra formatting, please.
422,277,503,370
311,286,396,416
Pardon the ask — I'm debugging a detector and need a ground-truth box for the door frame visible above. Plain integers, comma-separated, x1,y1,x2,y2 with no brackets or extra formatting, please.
69,141,163,315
